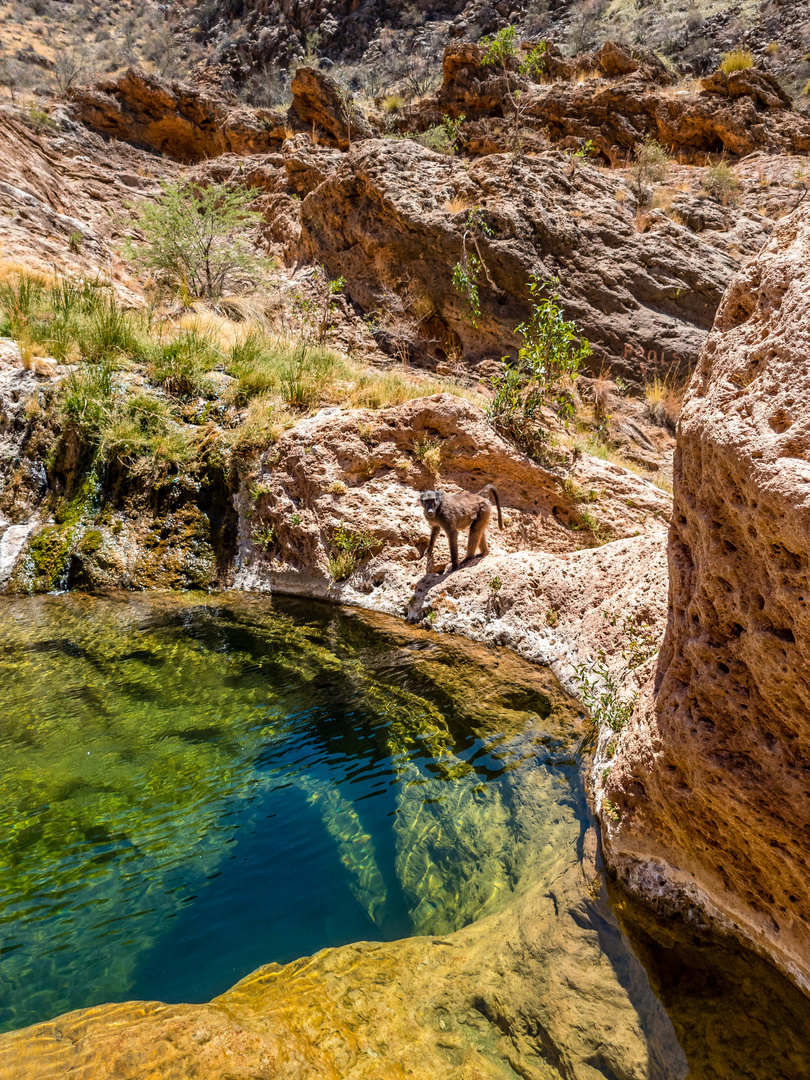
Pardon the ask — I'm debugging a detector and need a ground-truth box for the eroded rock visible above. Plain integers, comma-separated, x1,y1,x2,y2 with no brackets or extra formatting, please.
69,68,288,163
300,138,736,377
605,205,810,994
411,43,810,162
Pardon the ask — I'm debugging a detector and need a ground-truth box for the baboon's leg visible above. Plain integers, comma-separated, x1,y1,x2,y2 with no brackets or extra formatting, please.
425,526,440,559
462,520,486,564
447,527,460,570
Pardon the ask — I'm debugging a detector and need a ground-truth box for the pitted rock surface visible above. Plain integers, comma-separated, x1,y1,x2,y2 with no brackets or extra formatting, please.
605,204,810,993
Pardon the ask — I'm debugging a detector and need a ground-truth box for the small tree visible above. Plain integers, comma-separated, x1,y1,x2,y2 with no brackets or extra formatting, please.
480,27,547,162
125,182,267,299
50,45,95,95
489,276,591,456
452,207,497,327
629,136,669,206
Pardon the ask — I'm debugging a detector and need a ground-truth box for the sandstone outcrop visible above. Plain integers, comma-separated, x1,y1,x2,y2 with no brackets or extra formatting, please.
604,205,810,993
300,138,736,377
412,43,810,162
290,66,377,150
69,69,288,163
0,109,168,281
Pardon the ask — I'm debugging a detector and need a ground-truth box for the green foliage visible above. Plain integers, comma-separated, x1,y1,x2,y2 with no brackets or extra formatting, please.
702,159,740,204
480,26,518,69
0,273,45,338
251,522,276,550
328,525,379,581
720,49,754,73
100,394,195,470
124,181,267,299
148,327,219,397
413,434,442,474
601,609,660,669
452,256,482,325
520,41,548,79
629,137,669,205
574,652,637,736
22,104,57,132
59,360,116,443
488,275,591,456
280,341,339,409
487,575,502,594
452,207,494,327
76,296,147,363
571,138,596,160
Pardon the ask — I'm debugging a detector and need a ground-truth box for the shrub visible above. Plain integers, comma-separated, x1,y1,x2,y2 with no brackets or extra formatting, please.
124,181,267,299
480,26,518,69
720,49,754,74
413,434,442,475
452,207,494,327
645,370,688,430
574,653,637,735
100,393,195,470
76,296,146,362
59,360,116,445
328,525,379,581
415,124,454,154
252,523,276,550
229,396,295,451
280,342,338,409
629,137,669,205
383,93,404,113
226,327,278,402
702,160,740,205
489,275,591,457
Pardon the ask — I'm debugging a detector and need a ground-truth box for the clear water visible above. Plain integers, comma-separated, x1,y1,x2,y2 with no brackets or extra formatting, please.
0,592,584,1032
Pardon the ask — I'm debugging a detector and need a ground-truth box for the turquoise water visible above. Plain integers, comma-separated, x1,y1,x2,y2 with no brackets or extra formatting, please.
0,592,584,1032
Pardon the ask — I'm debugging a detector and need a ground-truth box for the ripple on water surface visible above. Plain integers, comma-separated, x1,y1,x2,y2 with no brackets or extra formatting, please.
0,592,584,1032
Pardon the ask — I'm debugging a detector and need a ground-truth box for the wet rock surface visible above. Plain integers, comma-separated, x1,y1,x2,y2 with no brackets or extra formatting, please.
605,205,810,993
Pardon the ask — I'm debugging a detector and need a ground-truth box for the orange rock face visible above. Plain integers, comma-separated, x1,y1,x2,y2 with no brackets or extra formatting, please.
69,69,288,163
605,205,810,992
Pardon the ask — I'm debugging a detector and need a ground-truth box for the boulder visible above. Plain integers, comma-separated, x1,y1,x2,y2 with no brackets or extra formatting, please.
290,66,377,150
604,204,810,994
69,69,288,163
700,66,793,111
300,138,736,378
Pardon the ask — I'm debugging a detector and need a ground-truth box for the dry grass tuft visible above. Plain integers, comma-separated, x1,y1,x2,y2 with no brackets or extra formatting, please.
444,195,474,216
720,49,754,73
645,370,689,431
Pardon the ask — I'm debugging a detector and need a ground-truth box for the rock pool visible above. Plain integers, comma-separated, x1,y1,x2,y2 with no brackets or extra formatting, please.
0,593,808,1079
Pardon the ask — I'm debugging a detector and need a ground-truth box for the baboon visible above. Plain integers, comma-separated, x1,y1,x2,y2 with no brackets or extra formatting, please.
420,485,503,571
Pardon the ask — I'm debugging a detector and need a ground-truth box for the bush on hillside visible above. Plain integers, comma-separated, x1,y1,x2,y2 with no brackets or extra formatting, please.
125,182,268,299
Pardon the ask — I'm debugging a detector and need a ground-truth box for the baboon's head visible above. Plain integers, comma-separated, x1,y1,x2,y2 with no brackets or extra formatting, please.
420,490,443,520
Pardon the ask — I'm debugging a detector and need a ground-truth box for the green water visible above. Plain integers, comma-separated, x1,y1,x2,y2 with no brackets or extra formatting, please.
0,592,583,1032
2,592,809,1080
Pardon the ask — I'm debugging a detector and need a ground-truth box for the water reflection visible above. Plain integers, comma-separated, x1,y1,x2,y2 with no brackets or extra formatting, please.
0,592,581,1031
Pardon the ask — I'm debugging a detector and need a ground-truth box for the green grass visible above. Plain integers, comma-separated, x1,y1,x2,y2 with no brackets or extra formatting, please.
0,272,488,482
328,525,380,582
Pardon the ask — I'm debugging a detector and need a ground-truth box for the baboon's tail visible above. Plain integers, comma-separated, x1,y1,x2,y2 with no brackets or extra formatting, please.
480,485,503,529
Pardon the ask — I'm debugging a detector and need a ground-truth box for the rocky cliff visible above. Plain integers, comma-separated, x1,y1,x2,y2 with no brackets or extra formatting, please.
604,204,810,993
